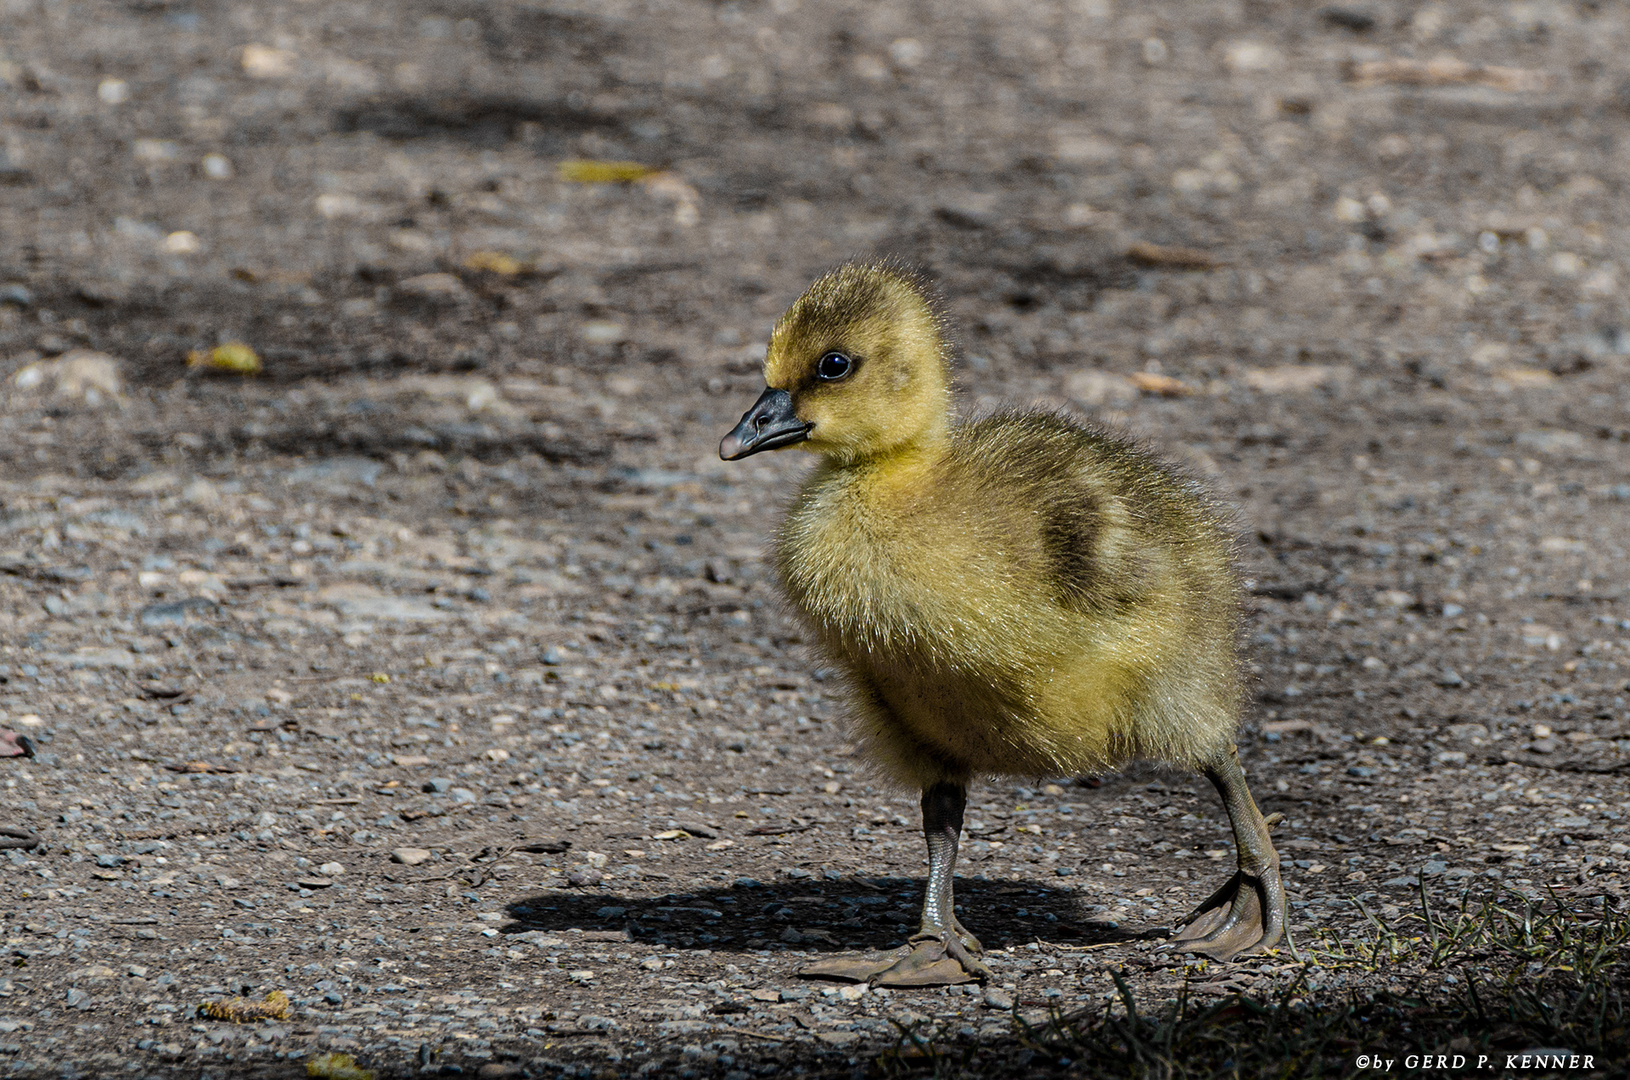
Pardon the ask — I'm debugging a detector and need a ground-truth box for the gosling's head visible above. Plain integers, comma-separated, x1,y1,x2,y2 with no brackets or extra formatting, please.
719,263,951,463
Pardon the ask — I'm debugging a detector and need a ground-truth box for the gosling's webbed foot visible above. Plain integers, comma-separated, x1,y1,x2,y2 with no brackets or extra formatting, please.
0,827,40,850
0,730,33,759
797,930,991,988
870,931,990,988
801,781,991,988
797,948,909,984
1165,864,1286,961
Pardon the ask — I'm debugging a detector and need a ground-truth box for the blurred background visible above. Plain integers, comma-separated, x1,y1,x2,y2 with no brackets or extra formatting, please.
3,0,1623,415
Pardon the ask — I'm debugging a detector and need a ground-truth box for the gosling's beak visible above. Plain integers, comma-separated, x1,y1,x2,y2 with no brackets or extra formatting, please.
719,387,812,460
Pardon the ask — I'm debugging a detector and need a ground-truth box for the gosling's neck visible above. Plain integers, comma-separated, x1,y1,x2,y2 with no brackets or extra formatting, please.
821,413,953,502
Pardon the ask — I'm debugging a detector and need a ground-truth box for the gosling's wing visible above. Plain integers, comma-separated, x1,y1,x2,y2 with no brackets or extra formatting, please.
951,412,1232,615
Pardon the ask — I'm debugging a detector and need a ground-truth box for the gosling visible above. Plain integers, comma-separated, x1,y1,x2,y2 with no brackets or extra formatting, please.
719,263,1284,987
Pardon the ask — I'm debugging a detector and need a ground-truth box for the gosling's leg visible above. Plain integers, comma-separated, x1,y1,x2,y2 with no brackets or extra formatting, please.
870,781,992,987
1168,745,1286,960
798,781,991,987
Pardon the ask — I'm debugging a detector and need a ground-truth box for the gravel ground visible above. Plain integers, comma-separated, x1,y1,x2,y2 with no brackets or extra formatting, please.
2,0,1630,1076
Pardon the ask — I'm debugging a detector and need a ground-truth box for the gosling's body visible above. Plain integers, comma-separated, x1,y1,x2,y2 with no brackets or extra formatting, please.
721,263,1285,984
777,411,1240,791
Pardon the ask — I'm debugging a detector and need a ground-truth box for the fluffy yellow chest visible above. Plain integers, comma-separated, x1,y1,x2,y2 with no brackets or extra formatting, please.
775,459,1043,676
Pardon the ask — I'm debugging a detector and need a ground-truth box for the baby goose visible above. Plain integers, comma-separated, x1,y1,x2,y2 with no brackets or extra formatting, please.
719,264,1284,987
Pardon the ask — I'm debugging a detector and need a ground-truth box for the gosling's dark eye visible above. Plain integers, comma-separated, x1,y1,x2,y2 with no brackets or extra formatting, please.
816,352,855,381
